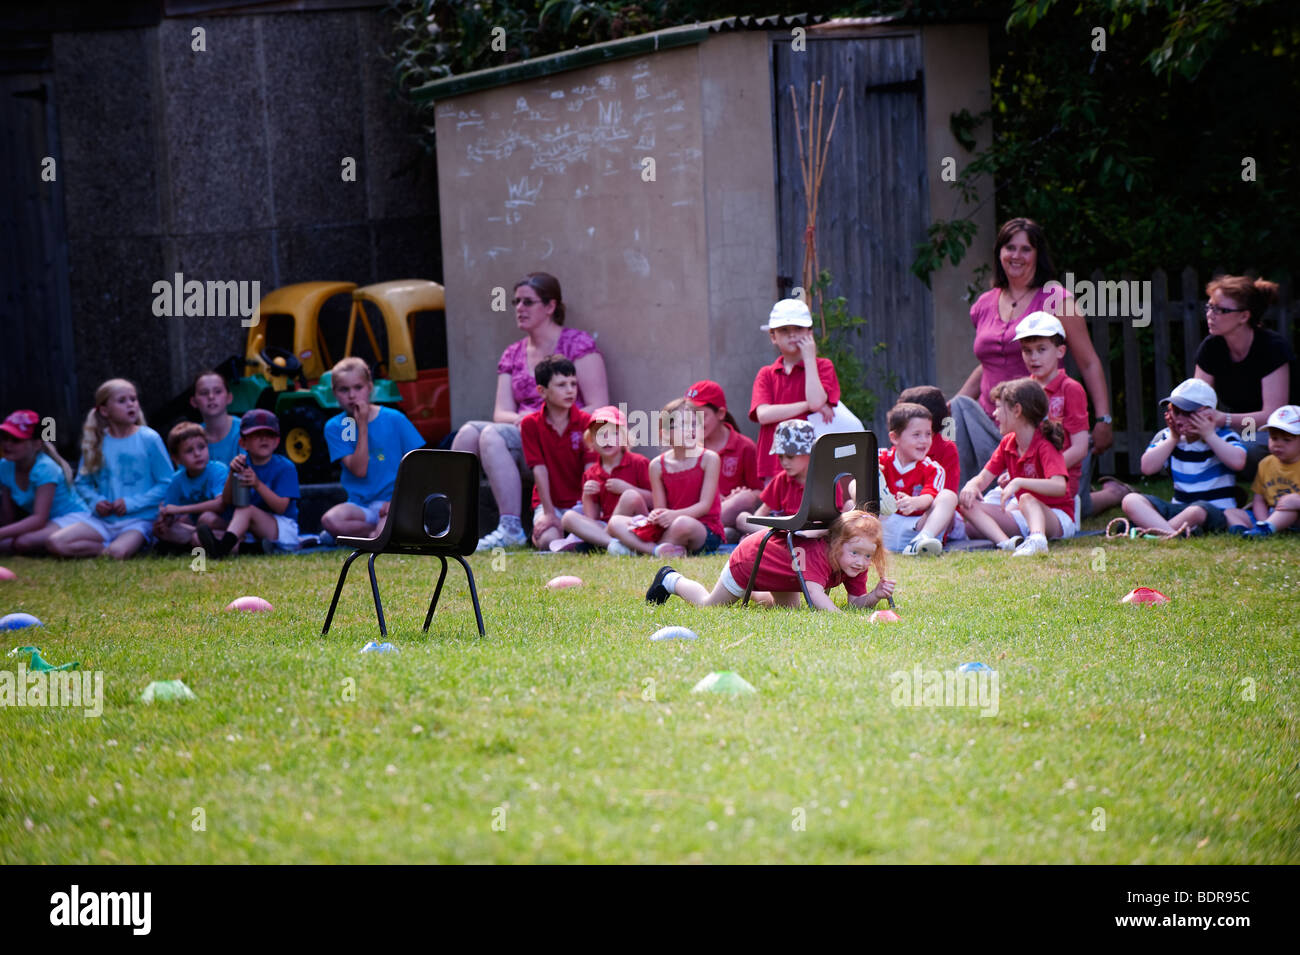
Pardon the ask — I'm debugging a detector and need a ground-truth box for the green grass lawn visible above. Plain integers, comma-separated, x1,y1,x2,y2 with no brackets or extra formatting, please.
1,517,1297,864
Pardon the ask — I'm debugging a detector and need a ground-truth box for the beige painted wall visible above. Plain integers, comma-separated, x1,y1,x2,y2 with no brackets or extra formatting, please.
922,23,996,398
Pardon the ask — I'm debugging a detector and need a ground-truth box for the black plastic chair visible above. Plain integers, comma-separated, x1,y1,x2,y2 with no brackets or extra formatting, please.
741,430,880,608
322,449,486,637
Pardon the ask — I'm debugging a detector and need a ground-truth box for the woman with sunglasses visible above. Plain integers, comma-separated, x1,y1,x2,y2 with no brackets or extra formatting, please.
451,272,610,551
1194,275,1294,482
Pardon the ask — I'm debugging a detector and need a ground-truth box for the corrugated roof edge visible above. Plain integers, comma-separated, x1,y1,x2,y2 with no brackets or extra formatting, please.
410,13,829,105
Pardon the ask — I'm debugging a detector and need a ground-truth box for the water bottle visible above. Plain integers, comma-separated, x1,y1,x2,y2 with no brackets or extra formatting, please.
232,456,251,506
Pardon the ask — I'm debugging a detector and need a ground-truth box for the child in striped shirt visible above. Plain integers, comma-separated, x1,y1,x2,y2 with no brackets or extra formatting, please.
1120,379,1246,536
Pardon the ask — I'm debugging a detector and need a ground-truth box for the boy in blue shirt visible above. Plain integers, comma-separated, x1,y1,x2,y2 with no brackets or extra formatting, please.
199,409,300,557
1119,379,1246,536
321,357,425,539
154,421,229,553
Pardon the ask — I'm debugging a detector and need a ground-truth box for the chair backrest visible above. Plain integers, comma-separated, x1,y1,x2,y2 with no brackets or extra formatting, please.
379,449,479,556
796,430,880,525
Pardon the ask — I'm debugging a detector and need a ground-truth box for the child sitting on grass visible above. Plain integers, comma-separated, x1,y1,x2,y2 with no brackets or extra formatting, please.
608,397,724,558
1120,379,1245,538
191,369,242,467
48,378,174,560
0,409,87,554
958,377,1074,556
553,405,651,552
321,357,426,540
734,419,844,534
645,509,895,612
685,380,760,541
879,402,958,556
199,409,300,556
520,355,594,551
1013,312,1091,519
1227,404,1300,537
153,421,228,553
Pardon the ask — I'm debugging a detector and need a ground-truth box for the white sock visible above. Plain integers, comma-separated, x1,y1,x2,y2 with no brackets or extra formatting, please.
500,514,522,534
663,571,682,594
1029,532,1047,544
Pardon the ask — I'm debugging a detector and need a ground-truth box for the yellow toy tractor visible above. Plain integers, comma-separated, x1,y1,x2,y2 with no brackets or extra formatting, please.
228,280,450,483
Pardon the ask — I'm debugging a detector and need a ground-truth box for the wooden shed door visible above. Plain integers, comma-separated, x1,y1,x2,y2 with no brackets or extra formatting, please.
773,32,933,433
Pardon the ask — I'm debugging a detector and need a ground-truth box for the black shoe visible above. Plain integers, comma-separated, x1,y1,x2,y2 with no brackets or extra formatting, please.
198,525,237,558
646,565,675,605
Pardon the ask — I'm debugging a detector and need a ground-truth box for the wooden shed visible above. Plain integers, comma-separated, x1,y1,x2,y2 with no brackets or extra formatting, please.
414,14,993,437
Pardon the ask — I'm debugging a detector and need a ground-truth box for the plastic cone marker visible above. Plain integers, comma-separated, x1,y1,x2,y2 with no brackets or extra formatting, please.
360,641,398,654
1121,587,1170,605
139,679,197,703
546,575,583,589
0,612,42,630
7,645,77,672
650,626,697,641
870,609,901,623
957,662,991,673
691,671,756,695
226,596,273,612
0,567,15,580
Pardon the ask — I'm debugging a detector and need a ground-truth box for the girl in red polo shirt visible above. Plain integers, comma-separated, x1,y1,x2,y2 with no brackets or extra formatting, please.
645,510,895,612
608,398,724,557
958,377,1074,556
554,406,652,551
685,380,760,541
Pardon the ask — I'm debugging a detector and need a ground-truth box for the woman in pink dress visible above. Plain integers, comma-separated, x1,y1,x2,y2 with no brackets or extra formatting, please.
451,272,609,550
949,218,1116,515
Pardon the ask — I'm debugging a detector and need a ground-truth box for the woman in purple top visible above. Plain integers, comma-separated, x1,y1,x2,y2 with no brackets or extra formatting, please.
949,218,1116,515
451,272,609,550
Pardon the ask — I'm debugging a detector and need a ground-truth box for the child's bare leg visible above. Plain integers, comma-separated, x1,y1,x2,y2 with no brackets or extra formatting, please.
47,523,108,557
1269,494,1300,530
13,523,59,553
770,590,804,608
321,503,376,539
612,489,648,517
244,507,279,543
1224,507,1253,530
1017,496,1062,538
1166,505,1206,533
662,516,706,553
608,515,655,554
720,489,760,529
671,573,739,607
1121,493,1177,534
562,511,612,547
918,489,958,539
106,530,147,560
532,521,562,550
959,502,1018,542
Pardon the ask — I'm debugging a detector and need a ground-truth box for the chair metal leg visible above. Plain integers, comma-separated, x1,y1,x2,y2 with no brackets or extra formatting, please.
741,529,777,606
786,532,814,609
366,552,387,637
322,550,364,635
423,556,449,631
453,555,487,636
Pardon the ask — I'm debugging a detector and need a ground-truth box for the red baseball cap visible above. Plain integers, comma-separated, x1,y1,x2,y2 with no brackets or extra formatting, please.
0,410,40,440
684,380,726,409
588,405,626,427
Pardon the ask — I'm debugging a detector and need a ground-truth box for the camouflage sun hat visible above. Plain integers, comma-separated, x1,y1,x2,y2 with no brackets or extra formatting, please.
771,419,815,455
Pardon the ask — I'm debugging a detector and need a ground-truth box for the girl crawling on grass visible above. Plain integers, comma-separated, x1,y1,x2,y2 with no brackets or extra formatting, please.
645,510,895,612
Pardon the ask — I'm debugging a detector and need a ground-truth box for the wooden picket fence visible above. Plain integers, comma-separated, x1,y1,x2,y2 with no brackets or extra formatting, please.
1061,268,1297,476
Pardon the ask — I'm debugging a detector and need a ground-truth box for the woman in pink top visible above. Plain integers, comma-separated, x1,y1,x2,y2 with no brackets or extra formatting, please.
451,272,610,551
949,218,1114,512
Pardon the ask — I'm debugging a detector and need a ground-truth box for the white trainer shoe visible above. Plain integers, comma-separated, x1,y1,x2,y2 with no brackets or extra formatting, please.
901,534,942,557
476,524,527,552
1013,534,1049,556
607,540,634,556
996,535,1024,552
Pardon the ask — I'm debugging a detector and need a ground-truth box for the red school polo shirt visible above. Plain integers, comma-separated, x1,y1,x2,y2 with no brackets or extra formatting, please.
582,450,651,520
727,533,868,597
749,355,841,479
716,425,760,497
520,405,594,509
984,430,1072,512
1041,367,1089,498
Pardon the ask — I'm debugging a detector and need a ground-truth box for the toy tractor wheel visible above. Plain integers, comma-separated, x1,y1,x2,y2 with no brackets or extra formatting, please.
277,404,335,484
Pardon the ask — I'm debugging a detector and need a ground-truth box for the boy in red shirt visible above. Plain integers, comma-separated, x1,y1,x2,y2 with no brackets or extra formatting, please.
879,403,958,556
750,299,841,482
733,419,846,534
1014,312,1090,520
554,405,652,551
519,355,593,550
897,386,960,486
